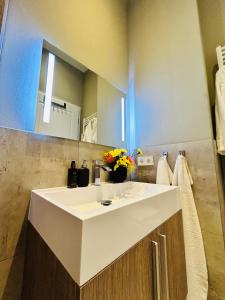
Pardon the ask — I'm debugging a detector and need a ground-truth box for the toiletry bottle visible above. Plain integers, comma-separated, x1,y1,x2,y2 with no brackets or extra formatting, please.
78,160,89,187
67,161,78,188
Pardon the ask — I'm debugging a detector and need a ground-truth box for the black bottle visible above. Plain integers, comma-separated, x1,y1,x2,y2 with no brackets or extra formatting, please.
77,160,89,187
67,161,78,188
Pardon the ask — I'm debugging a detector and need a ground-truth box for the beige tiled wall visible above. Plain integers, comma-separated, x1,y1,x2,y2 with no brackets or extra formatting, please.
0,127,112,299
136,138,225,300
1,127,224,299
78,141,111,184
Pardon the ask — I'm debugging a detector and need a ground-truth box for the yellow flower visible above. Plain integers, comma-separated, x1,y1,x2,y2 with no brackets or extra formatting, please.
120,148,127,153
137,148,143,155
114,163,119,171
104,148,135,174
104,148,128,158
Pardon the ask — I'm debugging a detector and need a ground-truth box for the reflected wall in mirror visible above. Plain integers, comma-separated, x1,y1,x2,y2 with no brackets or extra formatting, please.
35,43,126,147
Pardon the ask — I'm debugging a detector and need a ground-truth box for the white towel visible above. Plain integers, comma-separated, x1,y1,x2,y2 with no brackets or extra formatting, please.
215,66,225,154
82,117,97,143
156,156,173,185
91,117,97,143
172,155,208,300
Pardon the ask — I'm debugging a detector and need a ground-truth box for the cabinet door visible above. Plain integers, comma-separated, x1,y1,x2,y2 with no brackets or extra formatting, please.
148,230,162,300
80,235,156,300
159,211,187,300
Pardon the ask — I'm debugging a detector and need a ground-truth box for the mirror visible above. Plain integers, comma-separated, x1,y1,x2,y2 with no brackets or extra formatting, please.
35,43,126,147
0,2,126,148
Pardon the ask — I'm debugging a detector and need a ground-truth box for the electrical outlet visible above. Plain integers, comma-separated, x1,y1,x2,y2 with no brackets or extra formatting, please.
137,156,154,166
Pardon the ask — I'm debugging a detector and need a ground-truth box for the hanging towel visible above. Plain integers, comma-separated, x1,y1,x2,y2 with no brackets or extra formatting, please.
215,66,225,154
172,155,208,300
91,117,97,143
156,155,173,185
82,117,97,143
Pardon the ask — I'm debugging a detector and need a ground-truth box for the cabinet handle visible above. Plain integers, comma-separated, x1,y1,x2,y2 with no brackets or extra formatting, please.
152,241,161,300
159,234,170,300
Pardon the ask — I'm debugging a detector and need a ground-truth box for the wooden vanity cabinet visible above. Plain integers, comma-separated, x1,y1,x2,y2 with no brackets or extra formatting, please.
80,230,157,300
22,210,187,300
158,211,187,300
80,210,187,300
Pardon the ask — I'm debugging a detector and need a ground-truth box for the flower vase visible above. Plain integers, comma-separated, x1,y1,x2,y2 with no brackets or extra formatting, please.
110,166,127,183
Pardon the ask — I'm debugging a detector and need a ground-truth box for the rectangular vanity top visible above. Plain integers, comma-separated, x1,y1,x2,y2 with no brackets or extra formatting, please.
29,181,180,286
32,181,179,220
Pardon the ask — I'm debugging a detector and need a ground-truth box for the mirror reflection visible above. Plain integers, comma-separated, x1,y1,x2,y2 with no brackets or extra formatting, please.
0,0,127,148
35,44,126,147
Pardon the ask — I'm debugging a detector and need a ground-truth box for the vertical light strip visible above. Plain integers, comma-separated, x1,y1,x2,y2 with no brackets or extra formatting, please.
121,97,125,142
43,53,55,123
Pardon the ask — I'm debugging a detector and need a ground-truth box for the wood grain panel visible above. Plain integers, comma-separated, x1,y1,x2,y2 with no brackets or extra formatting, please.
22,212,187,300
159,211,187,300
80,234,155,300
22,223,80,300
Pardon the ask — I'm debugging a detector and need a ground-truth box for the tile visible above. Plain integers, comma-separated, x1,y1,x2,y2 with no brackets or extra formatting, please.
202,230,225,300
0,129,7,176
208,284,221,300
0,128,79,263
5,129,28,158
2,127,223,299
136,138,225,298
214,148,225,241
195,201,224,236
0,127,114,298
78,141,113,183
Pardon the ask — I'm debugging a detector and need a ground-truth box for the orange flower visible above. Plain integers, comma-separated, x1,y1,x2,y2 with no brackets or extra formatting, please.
128,156,135,165
105,153,115,163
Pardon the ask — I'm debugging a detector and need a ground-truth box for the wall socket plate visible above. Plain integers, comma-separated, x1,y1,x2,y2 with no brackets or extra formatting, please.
137,155,154,166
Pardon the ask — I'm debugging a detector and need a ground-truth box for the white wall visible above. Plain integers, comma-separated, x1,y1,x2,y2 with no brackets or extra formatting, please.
39,50,84,107
128,0,212,148
97,76,126,148
0,0,128,131
82,70,98,120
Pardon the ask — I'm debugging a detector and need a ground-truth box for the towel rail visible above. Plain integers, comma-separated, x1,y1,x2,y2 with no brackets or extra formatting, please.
216,45,225,68
82,112,97,136
83,113,97,126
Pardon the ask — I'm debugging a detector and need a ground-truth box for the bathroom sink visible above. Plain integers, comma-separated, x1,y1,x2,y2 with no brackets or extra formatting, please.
29,181,180,286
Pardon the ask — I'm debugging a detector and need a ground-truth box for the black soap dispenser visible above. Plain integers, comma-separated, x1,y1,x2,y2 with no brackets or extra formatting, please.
78,160,90,187
67,161,78,188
